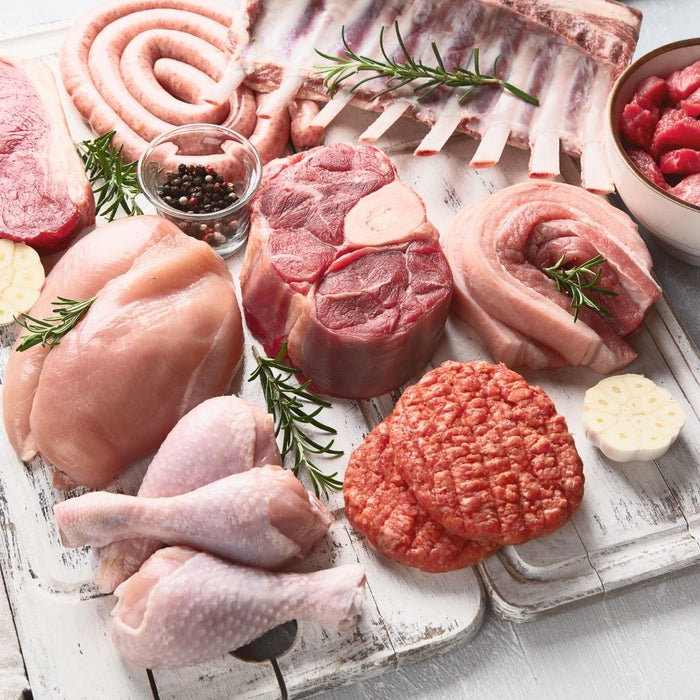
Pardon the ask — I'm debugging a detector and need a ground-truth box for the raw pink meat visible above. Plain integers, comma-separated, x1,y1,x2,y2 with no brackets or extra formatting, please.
620,60,700,207
619,101,660,150
666,59,700,102
633,75,668,110
2,216,244,489
626,149,669,189
343,416,499,572
54,465,331,570
651,107,700,158
660,147,700,176
217,0,641,191
681,87,700,117
388,360,584,545
442,182,661,372
0,56,94,254
671,173,700,206
618,76,667,150
95,395,281,593
110,546,366,669
240,143,452,399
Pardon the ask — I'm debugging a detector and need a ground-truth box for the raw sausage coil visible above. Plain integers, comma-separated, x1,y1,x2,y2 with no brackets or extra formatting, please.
59,0,296,163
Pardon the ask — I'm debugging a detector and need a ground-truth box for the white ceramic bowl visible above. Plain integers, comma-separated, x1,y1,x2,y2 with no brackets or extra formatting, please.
606,38,700,266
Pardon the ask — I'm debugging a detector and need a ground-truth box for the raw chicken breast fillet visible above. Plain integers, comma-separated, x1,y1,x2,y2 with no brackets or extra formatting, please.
2,216,244,488
110,546,367,669
96,395,282,593
54,465,332,570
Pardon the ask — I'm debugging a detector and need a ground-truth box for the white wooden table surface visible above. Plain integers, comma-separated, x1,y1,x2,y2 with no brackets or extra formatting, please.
1,1,700,699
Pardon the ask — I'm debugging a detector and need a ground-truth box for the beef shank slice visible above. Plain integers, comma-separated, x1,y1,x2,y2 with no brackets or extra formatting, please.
240,143,452,399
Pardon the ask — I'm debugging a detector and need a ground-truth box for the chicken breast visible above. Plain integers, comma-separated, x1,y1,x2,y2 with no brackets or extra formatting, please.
110,546,366,669
2,216,244,488
54,465,332,570
96,395,282,593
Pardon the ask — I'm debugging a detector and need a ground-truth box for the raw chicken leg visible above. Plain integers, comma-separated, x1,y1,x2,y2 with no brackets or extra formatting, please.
55,465,332,569
96,395,282,593
110,546,367,669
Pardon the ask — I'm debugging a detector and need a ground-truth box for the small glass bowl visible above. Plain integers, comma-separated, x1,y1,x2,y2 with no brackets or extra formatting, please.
137,124,263,258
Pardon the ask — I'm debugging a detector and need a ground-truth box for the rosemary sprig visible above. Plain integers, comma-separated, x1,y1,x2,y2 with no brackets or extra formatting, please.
315,22,539,106
249,343,343,498
543,254,618,322
77,130,143,221
14,295,97,352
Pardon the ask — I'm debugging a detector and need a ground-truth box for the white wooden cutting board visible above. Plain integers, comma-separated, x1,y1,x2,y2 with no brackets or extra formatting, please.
0,20,699,700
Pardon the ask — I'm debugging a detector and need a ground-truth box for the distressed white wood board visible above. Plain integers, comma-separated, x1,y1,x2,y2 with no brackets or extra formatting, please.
0,16,699,700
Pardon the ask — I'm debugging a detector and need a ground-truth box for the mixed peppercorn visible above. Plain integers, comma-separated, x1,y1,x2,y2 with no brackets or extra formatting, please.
156,164,241,246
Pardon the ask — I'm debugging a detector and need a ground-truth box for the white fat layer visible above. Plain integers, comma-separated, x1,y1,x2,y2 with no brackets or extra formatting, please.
527,47,579,177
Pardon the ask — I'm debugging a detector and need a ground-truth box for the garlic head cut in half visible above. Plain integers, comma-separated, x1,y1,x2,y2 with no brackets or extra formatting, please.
583,374,686,462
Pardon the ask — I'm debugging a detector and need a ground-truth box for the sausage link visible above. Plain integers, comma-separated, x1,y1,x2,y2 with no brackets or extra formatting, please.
288,98,325,151
249,92,292,164
221,86,258,139
119,30,230,126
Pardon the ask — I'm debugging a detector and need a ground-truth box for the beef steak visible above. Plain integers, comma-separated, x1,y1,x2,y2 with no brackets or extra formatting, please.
0,56,94,254
240,143,453,399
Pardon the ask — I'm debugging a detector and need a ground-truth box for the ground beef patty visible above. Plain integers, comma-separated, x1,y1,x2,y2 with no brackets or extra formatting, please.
343,417,498,572
389,360,584,546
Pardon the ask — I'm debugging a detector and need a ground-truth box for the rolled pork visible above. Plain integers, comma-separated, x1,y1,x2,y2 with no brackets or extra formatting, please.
442,181,662,373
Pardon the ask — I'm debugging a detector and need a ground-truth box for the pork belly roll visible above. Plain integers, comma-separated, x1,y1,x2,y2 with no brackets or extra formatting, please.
442,181,661,373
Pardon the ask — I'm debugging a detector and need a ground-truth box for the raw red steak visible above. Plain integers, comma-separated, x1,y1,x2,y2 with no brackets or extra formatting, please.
681,88,700,117
389,360,584,546
240,143,453,399
343,417,498,573
651,107,700,158
0,56,94,254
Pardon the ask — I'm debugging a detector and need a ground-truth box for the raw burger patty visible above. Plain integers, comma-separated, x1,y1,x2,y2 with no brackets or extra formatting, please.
343,417,498,573
390,360,584,546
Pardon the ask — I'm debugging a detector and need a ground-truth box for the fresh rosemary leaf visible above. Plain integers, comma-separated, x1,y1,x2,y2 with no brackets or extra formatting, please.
543,254,618,322
249,343,343,498
77,130,143,222
14,295,97,352
315,22,539,107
